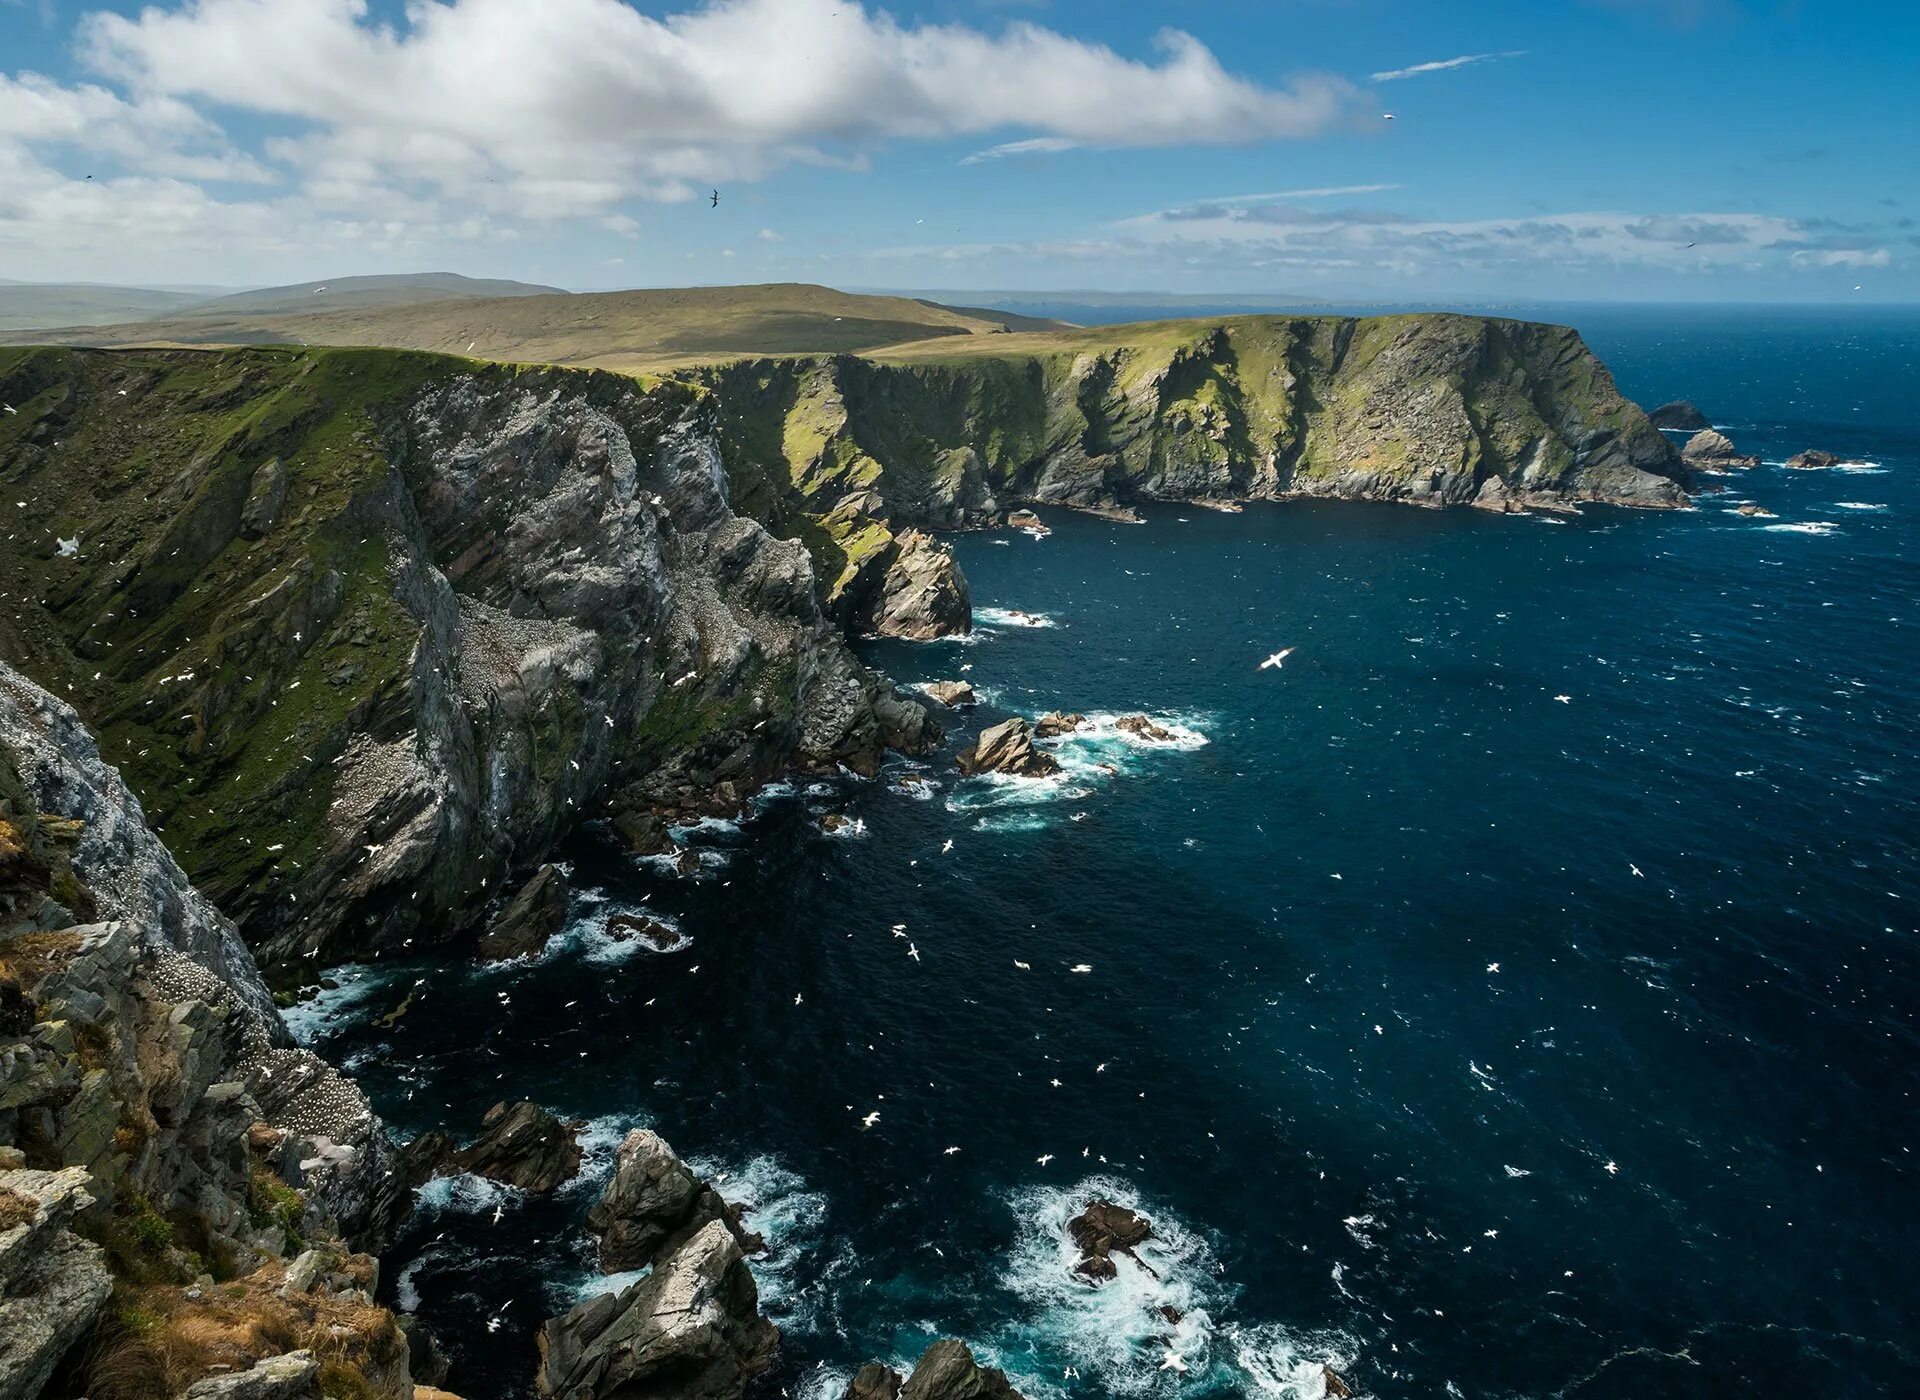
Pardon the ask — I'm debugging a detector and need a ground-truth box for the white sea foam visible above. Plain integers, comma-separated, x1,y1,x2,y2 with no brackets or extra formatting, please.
977,607,1060,630
823,816,869,839
547,902,689,964
414,1170,517,1216
1833,501,1888,511
682,1153,830,1327
1762,521,1840,535
671,815,743,840
282,962,405,1045
991,1176,1353,1399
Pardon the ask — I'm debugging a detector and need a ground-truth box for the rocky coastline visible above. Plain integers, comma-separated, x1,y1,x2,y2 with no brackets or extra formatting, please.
2,323,1700,1399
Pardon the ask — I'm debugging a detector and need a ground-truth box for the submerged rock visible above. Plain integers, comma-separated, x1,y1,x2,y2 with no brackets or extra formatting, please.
1682,429,1761,469
1033,711,1086,739
1784,449,1869,469
1647,400,1711,431
920,681,977,708
450,1101,582,1193
864,529,973,640
585,1128,760,1274
955,719,1059,779
604,914,680,951
476,863,570,961
841,1340,1026,1400
537,1220,776,1400
1068,1199,1155,1283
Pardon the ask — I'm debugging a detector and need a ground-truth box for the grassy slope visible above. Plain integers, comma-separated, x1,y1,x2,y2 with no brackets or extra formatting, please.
0,285,209,334
11,282,1072,372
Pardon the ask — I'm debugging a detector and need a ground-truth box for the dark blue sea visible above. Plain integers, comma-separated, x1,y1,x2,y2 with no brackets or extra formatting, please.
295,305,1920,1398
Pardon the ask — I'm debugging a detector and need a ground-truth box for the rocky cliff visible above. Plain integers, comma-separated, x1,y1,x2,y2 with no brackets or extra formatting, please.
705,313,1688,630
0,346,930,972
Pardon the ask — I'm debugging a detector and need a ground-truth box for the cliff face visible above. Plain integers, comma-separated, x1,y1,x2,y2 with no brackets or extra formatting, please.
2,663,417,1400
0,347,930,970
706,314,1687,624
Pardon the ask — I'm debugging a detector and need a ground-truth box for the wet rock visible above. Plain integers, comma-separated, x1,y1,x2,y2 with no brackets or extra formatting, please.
476,864,570,961
674,847,703,877
865,529,973,640
1646,401,1710,431
181,1349,322,1399
920,681,977,708
1736,503,1776,518
604,914,679,951
1321,1364,1355,1398
1114,714,1174,743
1068,1199,1155,1283
844,1361,904,1400
537,1220,776,1400
1007,509,1051,537
1784,449,1869,469
451,1101,582,1193
1033,711,1085,739
899,1339,1025,1400
1682,429,1760,469
955,719,1059,779
819,813,859,836
586,1129,760,1274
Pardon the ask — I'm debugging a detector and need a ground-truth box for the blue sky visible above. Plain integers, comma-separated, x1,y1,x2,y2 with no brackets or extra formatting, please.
1,0,1915,300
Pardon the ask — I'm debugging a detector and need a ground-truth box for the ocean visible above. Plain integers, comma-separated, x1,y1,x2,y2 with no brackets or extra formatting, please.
293,304,1920,1398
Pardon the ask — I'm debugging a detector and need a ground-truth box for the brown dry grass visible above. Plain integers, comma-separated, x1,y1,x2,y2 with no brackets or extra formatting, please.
87,1253,408,1400
0,928,83,990
0,1184,38,1230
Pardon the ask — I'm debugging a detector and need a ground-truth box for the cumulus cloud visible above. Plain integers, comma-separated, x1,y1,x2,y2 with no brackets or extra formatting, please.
1370,51,1525,82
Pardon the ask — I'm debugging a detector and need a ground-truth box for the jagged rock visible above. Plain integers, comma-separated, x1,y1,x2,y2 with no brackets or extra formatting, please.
955,719,1059,779
612,811,674,857
1321,1364,1355,1398
452,1101,582,1192
1032,712,1085,739
1682,429,1761,469
920,681,976,708
1647,401,1710,431
536,1220,776,1400
1784,449,1868,469
1007,509,1051,536
586,1129,759,1274
604,915,679,951
1114,714,1174,743
476,864,570,962
1068,1199,1154,1283
1736,504,1776,518
240,457,291,539
0,1168,112,1400
897,1340,1025,1400
864,530,972,640
181,1349,322,1399
844,1362,904,1400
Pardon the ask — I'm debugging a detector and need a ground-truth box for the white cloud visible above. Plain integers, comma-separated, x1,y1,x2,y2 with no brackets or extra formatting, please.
757,227,784,242
959,136,1084,165
1370,51,1525,82
1186,183,1403,205
1790,247,1891,269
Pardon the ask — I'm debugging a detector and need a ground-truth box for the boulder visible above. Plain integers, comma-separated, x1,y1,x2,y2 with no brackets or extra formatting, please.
1032,712,1085,739
920,681,977,708
476,864,570,961
1735,503,1775,518
866,530,972,640
845,1362,904,1400
1681,429,1760,469
1068,1199,1155,1283
1114,714,1174,743
899,1340,1025,1400
585,1129,760,1274
239,457,291,539
955,719,1059,779
537,1220,776,1400
451,1101,582,1192
1784,449,1868,469
1646,401,1710,431
181,1350,323,1399
1007,509,1051,537
604,914,680,951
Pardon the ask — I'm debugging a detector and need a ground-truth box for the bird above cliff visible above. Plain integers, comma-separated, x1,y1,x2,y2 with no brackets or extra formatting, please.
1259,648,1294,670
711,188,720,207
55,536,78,557
861,1110,880,1127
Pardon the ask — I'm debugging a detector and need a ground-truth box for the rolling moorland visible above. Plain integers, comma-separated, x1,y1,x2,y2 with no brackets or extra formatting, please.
0,284,1694,1400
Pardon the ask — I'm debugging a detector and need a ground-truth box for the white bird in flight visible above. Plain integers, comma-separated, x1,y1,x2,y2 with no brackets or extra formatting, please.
55,536,78,557
1554,694,1572,704
861,1111,880,1128
1258,647,1295,670
941,839,954,854
1035,1153,1054,1166
1013,959,1031,970
1,404,14,414
943,1146,961,1155
1069,963,1092,973
907,943,922,962
1629,863,1644,878
1161,1351,1189,1374
1486,962,1500,973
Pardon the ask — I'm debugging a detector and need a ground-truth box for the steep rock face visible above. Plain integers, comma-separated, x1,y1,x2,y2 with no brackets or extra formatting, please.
585,1128,758,1274
0,347,931,970
537,1219,776,1400
858,529,971,640
705,314,1688,590
0,1167,112,1400
841,1340,1027,1400
1647,400,1711,431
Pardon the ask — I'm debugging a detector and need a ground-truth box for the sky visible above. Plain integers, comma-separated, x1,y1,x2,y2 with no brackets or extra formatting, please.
1,0,1916,301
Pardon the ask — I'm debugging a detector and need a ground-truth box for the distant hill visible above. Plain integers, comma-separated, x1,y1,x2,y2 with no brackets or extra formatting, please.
7,282,1071,370
178,272,567,317
0,283,210,333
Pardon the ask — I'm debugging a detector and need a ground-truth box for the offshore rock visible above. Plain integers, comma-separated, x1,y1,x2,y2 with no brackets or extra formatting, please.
1068,1199,1155,1283
1647,400,1711,431
586,1128,760,1274
920,681,977,708
536,1220,776,1400
476,863,570,962
1114,714,1174,743
1033,711,1086,739
860,529,972,640
1682,429,1761,469
868,1339,1025,1400
450,1101,582,1193
1784,449,1869,469
955,719,1059,779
